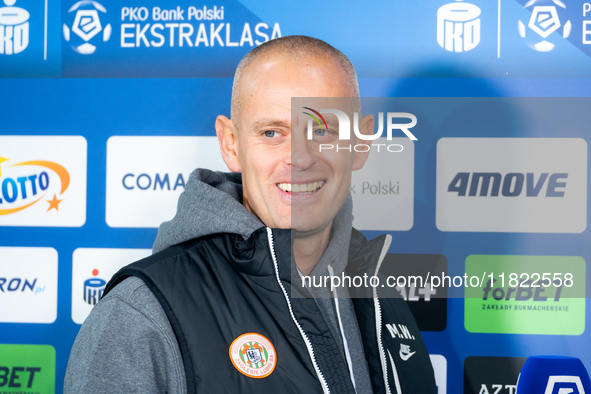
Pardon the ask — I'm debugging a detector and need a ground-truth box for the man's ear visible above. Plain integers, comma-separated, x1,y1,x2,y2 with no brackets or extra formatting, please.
216,115,241,172
352,114,374,171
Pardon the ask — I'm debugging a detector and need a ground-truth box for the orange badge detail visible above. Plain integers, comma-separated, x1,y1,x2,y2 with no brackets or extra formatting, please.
229,333,276,379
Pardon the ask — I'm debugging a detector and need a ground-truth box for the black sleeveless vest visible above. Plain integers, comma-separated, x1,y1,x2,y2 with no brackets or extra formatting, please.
104,227,436,394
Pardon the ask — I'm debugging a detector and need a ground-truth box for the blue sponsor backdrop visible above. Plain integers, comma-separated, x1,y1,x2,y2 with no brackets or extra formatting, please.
1,0,591,392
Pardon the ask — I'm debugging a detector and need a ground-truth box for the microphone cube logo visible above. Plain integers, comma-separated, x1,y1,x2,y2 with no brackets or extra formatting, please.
437,1,481,52
545,376,586,394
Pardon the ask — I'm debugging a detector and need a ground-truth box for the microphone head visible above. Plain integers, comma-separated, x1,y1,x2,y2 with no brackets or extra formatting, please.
516,356,591,394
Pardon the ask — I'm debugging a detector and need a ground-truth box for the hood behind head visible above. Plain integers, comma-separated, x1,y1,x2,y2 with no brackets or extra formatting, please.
152,169,264,254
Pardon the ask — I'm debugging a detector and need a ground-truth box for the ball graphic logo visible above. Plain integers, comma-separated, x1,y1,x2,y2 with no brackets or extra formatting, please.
229,333,276,378
63,0,111,55
437,0,481,52
518,0,571,52
0,0,29,55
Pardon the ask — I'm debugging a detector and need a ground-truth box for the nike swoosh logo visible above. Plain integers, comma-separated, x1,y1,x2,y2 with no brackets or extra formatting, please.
399,348,416,361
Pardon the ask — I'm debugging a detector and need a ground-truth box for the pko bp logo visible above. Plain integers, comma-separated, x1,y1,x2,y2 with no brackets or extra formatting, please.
0,0,29,55
229,333,276,379
518,0,571,52
63,0,111,54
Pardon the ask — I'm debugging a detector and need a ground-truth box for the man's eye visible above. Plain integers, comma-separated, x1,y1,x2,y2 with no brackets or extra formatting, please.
264,130,277,138
314,128,326,136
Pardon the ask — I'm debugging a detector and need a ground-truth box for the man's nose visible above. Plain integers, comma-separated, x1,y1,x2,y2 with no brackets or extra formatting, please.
288,133,316,171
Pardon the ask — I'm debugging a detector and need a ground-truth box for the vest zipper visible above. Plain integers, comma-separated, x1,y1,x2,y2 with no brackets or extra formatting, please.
327,264,357,392
373,234,402,394
266,228,330,394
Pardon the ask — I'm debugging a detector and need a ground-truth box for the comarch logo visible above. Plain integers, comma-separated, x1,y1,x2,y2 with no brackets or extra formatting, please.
0,0,29,55
0,136,87,227
63,0,112,54
106,136,227,228
437,0,481,52
436,138,587,233
518,0,572,52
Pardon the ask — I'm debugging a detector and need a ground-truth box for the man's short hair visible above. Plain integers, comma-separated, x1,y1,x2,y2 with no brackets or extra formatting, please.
231,35,360,129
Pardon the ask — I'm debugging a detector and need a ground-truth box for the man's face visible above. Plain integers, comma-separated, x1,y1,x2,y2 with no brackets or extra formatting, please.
218,54,369,236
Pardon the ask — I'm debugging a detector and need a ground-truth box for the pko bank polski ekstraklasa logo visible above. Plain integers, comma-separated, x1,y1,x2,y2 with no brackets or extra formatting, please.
518,0,571,52
0,0,29,55
0,136,87,227
119,5,280,49
63,0,112,54
437,1,481,52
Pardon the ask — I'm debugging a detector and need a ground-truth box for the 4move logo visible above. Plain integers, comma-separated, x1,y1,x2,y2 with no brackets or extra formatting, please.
436,138,587,233
0,136,87,227
63,0,112,54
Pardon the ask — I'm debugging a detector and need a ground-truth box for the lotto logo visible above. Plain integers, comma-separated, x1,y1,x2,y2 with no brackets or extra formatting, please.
0,136,87,227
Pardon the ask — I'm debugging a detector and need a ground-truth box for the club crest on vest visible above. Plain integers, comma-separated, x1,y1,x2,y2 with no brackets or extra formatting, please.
229,333,276,378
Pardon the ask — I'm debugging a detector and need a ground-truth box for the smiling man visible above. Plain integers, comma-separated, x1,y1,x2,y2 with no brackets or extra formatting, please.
65,35,436,394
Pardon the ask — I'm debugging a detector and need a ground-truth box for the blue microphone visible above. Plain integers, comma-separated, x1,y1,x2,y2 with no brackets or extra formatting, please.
516,356,591,394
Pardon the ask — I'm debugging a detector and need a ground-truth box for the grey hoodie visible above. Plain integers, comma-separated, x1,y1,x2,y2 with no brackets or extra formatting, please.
65,168,373,393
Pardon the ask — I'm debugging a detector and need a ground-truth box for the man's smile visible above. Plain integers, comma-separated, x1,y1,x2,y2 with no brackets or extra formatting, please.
277,180,326,194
